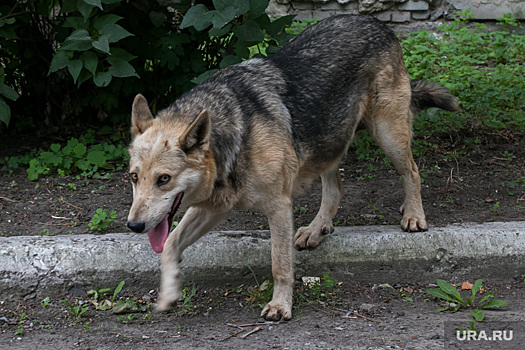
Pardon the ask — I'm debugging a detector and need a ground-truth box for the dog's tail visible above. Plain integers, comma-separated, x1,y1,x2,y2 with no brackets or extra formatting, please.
410,80,460,115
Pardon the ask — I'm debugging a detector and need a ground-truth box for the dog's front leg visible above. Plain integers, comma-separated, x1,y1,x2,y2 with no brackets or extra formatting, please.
261,197,295,321
156,206,228,312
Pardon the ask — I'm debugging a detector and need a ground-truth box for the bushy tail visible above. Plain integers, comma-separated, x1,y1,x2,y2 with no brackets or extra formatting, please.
410,80,460,115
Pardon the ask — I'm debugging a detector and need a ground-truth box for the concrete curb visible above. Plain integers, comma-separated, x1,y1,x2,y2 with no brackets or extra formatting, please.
1,221,524,299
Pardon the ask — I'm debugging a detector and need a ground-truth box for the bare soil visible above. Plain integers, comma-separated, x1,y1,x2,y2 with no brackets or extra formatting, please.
1,127,525,349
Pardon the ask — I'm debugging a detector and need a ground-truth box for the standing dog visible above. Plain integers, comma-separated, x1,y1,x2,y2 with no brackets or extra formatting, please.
127,14,458,320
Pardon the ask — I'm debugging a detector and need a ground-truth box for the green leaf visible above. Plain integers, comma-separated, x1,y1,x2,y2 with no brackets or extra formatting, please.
219,55,242,69
93,14,123,31
99,23,133,43
83,0,103,11
50,143,61,153
0,83,19,101
436,279,463,302
180,4,212,31
87,150,107,165
77,0,95,21
480,299,508,309
73,143,87,158
67,59,83,83
267,15,296,37
112,280,125,304
478,292,494,305
109,48,136,61
92,35,110,53
93,71,112,87
0,97,10,127
149,11,166,27
81,51,98,75
233,19,264,43
213,0,249,16
49,51,72,74
471,279,483,299
211,8,237,29
191,69,218,85
61,0,78,13
61,29,93,51
209,24,232,37
64,16,90,30
249,0,269,18
426,288,457,303
0,25,17,40
471,309,485,322
107,57,138,78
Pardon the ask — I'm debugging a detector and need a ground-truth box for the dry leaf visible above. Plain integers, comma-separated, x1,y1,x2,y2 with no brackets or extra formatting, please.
461,281,473,290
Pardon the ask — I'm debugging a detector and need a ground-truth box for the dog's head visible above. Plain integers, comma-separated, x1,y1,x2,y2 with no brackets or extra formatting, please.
127,94,216,253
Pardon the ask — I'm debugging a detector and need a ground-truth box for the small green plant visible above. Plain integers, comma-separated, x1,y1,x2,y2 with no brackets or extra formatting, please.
296,274,341,307
492,202,500,212
244,279,274,308
88,280,125,311
41,297,51,308
426,279,508,322
40,229,53,236
117,314,137,324
15,323,24,336
89,208,117,231
62,300,89,320
87,286,111,302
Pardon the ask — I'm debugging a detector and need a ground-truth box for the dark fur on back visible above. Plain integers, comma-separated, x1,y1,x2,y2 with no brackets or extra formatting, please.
269,15,402,161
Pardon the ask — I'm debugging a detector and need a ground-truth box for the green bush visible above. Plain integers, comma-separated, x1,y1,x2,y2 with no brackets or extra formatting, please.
0,0,294,131
403,9,525,133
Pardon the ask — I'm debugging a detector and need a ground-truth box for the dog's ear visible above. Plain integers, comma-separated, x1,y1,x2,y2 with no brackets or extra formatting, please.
179,110,211,153
131,94,154,139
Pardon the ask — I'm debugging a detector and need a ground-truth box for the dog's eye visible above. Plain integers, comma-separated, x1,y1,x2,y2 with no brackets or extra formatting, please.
130,173,138,183
158,174,171,185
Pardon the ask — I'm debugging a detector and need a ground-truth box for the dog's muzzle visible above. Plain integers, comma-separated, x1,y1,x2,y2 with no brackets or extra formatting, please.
127,221,145,233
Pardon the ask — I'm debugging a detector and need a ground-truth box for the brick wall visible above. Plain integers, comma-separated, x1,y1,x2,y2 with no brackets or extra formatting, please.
268,0,524,30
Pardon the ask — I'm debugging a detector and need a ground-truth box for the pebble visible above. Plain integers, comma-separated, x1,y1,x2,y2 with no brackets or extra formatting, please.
359,303,377,313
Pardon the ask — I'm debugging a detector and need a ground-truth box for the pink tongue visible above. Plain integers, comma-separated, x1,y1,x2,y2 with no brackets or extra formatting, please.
147,215,169,253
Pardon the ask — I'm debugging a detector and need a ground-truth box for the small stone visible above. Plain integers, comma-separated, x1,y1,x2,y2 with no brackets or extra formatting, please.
69,288,86,297
360,303,377,313
430,334,441,339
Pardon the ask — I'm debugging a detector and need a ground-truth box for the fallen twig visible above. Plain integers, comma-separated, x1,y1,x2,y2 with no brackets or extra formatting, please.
0,196,16,202
59,196,83,210
342,310,374,322
240,326,263,339
219,329,244,342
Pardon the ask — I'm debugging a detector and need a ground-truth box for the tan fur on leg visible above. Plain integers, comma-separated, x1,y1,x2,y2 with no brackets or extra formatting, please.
294,165,344,249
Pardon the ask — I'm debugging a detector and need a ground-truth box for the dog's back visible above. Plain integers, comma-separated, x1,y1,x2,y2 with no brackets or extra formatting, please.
269,15,406,169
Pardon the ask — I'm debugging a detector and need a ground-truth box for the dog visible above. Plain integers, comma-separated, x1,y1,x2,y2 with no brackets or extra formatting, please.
127,14,459,321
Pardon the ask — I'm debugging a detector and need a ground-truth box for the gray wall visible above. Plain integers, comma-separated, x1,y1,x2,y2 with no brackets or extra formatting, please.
268,0,524,31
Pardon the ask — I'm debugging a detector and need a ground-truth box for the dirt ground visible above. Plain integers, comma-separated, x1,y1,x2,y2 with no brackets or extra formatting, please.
1,278,525,349
1,127,525,349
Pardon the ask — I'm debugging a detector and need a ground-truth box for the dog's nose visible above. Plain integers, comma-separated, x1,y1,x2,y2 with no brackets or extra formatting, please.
127,221,146,233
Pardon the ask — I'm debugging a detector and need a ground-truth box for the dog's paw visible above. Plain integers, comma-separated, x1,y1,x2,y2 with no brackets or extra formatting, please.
400,204,428,232
294,223,333,250
261,301,292,321
155,297,177,313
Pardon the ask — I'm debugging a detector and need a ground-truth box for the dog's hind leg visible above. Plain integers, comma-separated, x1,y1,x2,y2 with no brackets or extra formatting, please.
365,109,428,232
294,165,343,250
156,206,229,312
261,196,295,321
